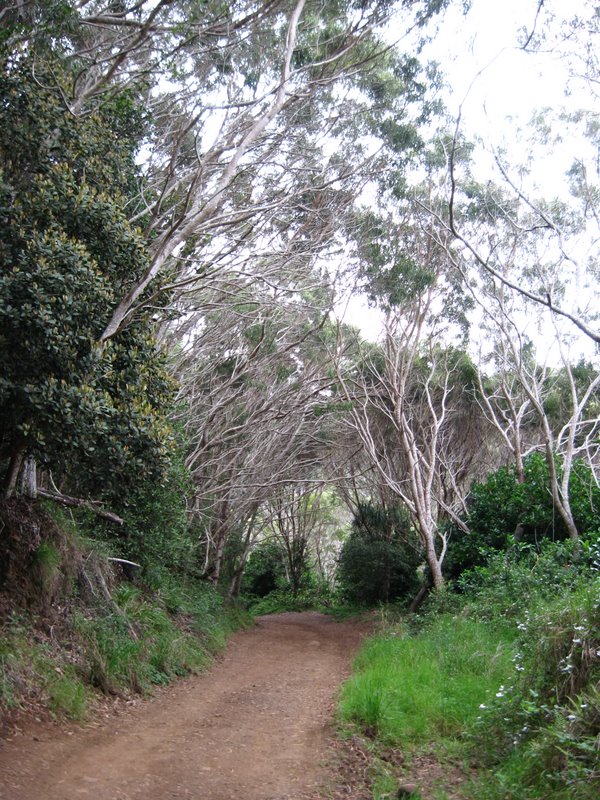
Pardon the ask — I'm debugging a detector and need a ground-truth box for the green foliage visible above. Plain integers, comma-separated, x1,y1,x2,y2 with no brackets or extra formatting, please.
242,540,287,599
453,538,594,620
337,502,422,605
352,210,435,309
446,454,600,576
75,586,205,693
468,576,600,799
339,615,516,745
32,541,61,575
247,582,334,616
338,536,599,799
0,499,251,717
74,579,247,695
0,45,172,496
87,443,199,579
0,614,90,719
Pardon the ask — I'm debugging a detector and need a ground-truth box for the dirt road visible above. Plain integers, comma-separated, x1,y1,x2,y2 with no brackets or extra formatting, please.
0,611,369,800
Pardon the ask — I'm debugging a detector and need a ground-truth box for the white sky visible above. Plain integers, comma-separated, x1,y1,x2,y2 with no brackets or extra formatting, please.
427,0,587,125
345,0,598,351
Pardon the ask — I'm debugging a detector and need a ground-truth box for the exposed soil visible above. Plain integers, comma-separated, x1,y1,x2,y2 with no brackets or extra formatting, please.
0,611,371,800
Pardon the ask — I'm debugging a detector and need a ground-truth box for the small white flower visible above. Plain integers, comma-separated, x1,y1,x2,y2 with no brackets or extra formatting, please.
479,703,487,709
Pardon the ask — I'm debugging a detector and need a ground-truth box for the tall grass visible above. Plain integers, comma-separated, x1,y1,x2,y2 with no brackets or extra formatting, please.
338,541,600,800
339,616,516,745
1,580,251,720
0,616,91,719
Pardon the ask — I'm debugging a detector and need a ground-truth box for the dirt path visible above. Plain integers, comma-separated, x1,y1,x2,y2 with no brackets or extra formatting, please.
0,612,370,800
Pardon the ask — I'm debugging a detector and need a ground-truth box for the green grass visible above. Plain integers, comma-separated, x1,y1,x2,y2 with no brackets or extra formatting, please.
0,619,91,719
1,578,251,719
338,570,600,800
339,615,516,746
76,581,250,696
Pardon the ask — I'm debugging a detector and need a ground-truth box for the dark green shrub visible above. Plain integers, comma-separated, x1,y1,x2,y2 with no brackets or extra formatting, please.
242,540,287,598
337,502,422,605
81,445,199,584
446,454,600,577
456,538,595,620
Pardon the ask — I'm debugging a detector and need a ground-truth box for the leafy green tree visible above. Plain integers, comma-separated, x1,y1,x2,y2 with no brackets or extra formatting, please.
242,540,287,599
0,48,172,498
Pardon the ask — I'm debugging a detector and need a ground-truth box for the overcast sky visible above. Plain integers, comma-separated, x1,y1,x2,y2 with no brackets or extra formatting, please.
346,0,596,345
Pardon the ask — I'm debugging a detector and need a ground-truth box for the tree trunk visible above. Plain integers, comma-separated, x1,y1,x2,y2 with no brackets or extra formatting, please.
228,565,246,600
18,455,37,499
545,443,579,541
208,521,228,587
3,442,26,499
409,583,430,613
423,532,444,589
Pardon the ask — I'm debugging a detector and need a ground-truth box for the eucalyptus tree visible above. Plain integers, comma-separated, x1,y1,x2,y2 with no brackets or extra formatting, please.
334,194,487,588
264,483,327,596
469,278,600,542
426,116,600,541
3,0,452,341
166,263,343,584
434,0,600,345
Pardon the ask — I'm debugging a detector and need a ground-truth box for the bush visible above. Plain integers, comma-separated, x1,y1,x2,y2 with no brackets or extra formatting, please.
469,575,600,799
247,582,334,615
242,540,287,599
82,445,199,584
0,613,91,719
446,454,600,577
74,579,248,695
337,502,422,605
454,538,594,620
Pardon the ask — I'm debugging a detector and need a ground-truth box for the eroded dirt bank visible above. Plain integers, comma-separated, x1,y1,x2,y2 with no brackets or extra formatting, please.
0,611,370,800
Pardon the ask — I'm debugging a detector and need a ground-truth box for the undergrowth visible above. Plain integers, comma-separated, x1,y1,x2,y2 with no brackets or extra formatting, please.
0,613,91,719
1,561,250,721
246,584,334,616
74,580,244,696
337,538,600,800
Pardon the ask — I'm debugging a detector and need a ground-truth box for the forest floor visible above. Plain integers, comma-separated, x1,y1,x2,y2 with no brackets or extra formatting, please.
0,611,375,800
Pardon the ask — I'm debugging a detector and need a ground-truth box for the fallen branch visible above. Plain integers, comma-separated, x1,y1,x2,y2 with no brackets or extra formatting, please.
37,488,124,525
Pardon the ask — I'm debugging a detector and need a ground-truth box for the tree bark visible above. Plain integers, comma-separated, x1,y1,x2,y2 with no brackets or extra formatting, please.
18,454,37,499
3,441,26,499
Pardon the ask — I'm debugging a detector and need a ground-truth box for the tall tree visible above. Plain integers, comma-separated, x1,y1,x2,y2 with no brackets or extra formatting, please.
0,46,172,499
3,0,450,340
334,193,483,588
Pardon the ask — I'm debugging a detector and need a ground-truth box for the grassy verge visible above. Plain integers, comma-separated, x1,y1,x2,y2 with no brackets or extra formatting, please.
340,615,516,748
336,574,600,800
0,577,251,722
0,615,91,719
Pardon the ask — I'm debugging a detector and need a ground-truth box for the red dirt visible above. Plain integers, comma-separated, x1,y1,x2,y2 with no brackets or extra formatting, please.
0,611,370,800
